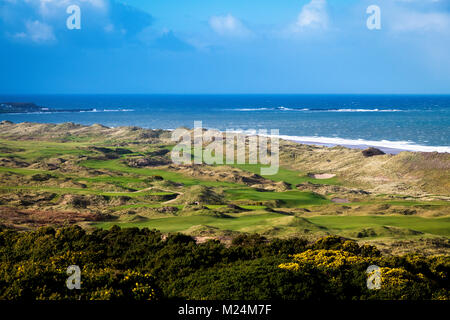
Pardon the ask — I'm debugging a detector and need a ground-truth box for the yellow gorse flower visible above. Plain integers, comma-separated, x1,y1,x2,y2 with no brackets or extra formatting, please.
279,249,371,270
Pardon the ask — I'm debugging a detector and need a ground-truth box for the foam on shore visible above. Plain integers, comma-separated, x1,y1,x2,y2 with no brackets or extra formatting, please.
274,135,450,154
179,127,450,154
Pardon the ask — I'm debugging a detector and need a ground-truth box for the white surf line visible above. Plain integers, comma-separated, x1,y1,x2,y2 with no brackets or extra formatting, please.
272,135,450,153
154,127,450,153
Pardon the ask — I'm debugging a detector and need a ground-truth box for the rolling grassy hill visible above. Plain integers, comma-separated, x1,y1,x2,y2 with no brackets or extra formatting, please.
0,121,449,255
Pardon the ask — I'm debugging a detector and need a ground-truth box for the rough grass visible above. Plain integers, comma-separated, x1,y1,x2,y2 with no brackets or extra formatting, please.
0,185,175,198
81,159,242,188
92,213,450,239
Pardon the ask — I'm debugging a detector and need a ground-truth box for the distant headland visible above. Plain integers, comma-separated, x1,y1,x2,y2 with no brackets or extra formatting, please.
0,102,95,114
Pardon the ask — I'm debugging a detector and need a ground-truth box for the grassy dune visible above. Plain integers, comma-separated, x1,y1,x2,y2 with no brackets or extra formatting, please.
93,212,450,240
0,122,449,254
307,215,450,237
231,163,340,185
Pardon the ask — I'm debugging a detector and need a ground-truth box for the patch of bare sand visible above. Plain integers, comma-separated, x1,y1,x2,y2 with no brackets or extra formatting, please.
308,173,336,179
331,198,350,203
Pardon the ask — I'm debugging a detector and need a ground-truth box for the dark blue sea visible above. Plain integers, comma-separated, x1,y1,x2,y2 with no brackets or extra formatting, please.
1,94,449,152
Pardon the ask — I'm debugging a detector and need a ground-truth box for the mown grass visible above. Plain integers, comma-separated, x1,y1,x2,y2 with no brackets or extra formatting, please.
110,204,267,212
307,215,450,237
93,212,286,232
230,163,340,186
225,188,330,207
80,159,243,188
0,139,94,160
0,166,58,176
2,137,449,242
92,213,450,238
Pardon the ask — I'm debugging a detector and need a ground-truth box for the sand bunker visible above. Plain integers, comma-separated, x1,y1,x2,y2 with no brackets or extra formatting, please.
308,173,336,179
331,198,350,203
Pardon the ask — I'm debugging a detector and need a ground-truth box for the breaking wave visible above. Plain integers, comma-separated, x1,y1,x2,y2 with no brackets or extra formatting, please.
231,107,403,112
272,135,450,153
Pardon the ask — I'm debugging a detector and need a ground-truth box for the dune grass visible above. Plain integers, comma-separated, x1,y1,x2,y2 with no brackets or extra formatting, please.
2,135,449,243
81,159,242,188
230,163,340,186
0,185,175,198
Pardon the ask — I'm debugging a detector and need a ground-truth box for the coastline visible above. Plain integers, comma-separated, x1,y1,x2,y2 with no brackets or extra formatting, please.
1,120,449,154
228,130,449,154
273,135,450,154
1,95,448,155
291,139,405,155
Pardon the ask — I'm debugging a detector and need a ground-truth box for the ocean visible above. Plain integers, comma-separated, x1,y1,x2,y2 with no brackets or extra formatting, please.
0,94,449,153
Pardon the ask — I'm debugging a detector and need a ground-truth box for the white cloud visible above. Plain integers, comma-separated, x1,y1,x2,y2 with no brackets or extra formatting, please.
15,20,56,43
381,0,450,34
209,14,251,37
389,11,450,33
294,0,329,31
2,0,153,46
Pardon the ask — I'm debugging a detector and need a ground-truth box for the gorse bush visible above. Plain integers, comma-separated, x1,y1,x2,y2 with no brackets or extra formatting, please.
0,227,448,300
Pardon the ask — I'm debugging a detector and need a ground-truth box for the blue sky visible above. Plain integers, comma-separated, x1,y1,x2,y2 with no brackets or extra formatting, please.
0,0,449,94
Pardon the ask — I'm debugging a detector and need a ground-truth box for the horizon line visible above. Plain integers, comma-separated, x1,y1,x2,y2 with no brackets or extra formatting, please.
1,93,450,96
